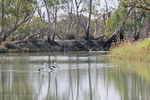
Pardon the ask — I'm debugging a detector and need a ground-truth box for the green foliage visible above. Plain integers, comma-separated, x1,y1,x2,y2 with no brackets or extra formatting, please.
119,0,129,5
17,26,31,37
111,46,132,58
29,17,47,31
0,0,36,40
106,6,127,33
125,10,146,34
138,38,150,49
46,0,61,7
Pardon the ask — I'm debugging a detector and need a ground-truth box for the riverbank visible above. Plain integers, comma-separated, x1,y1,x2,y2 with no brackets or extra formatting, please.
0,39,111,53
109,38,150,62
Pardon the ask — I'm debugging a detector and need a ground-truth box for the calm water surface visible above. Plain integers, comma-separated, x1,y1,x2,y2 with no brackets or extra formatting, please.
0,52,150,100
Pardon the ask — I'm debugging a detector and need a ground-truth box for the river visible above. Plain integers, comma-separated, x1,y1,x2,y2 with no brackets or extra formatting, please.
0,51,150,100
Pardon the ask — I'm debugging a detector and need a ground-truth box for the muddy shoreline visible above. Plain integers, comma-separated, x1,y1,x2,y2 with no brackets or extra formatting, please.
0,39,111,53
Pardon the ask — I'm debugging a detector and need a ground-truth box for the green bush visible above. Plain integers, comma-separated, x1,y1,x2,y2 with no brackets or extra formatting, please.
111,46,132,58
138,38,150,49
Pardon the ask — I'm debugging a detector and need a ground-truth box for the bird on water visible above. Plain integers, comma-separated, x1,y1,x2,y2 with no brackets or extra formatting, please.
38,63,59,72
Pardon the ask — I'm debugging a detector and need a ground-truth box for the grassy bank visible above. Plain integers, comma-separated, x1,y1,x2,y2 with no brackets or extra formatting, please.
110,38,150,61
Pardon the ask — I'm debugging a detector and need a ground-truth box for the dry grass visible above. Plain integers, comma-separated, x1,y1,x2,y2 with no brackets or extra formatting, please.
110,38,150,61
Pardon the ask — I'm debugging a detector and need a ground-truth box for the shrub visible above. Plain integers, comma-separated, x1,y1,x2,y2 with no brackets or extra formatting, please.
138,38,150,49
111,46,132,58
110,38,150,61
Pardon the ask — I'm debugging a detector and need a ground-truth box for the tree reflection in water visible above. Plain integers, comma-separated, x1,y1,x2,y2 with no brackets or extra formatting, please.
0,52,150,100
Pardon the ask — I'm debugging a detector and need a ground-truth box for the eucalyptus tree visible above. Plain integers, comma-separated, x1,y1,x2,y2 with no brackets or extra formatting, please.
60,0,86,39
92,1,102,38
106,5,127,39
117,0,150,40
60,0,75,35
85,0,92,40
58,0,101,39
102,0,109,34
0,0,37,43
0,0,4,44
24,16,47,40
66,0,75,35
84,0,102,40
43,0,51,42
74,0,85,39
101,0,116,34
50,1,62,41
52,5,57,41
43,0,64,41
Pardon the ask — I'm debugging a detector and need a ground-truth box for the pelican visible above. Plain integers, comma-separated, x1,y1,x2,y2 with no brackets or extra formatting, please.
38,63,50,72
49,63,59,71
38,68,47,72
38,63,59,72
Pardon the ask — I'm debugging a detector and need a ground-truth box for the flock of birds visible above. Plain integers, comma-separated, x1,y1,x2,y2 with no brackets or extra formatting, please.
39,63,59,72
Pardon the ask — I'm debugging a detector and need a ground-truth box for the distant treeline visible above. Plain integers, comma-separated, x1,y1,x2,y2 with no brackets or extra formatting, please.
0,0,150,44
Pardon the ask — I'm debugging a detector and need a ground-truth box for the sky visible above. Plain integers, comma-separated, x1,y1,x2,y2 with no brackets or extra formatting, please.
100,0,119,9
37,0,119,19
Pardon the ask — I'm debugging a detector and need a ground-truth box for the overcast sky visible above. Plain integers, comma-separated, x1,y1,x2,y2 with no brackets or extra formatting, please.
100,0,119,9
37,0,119,19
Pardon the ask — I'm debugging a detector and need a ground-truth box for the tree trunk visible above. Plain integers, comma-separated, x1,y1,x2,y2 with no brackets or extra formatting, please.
119,24,125,40
103,0,109,34
133,6,143,41
145,18,149,37
94,19,98,38
50,11,64,39
52,6,57,41
2,14,30,41
0,0,4,44
75,0,83,39
134,27,140,41
43,0,51,42
86,0,92,40
119,29,124,40
67,5,74,35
